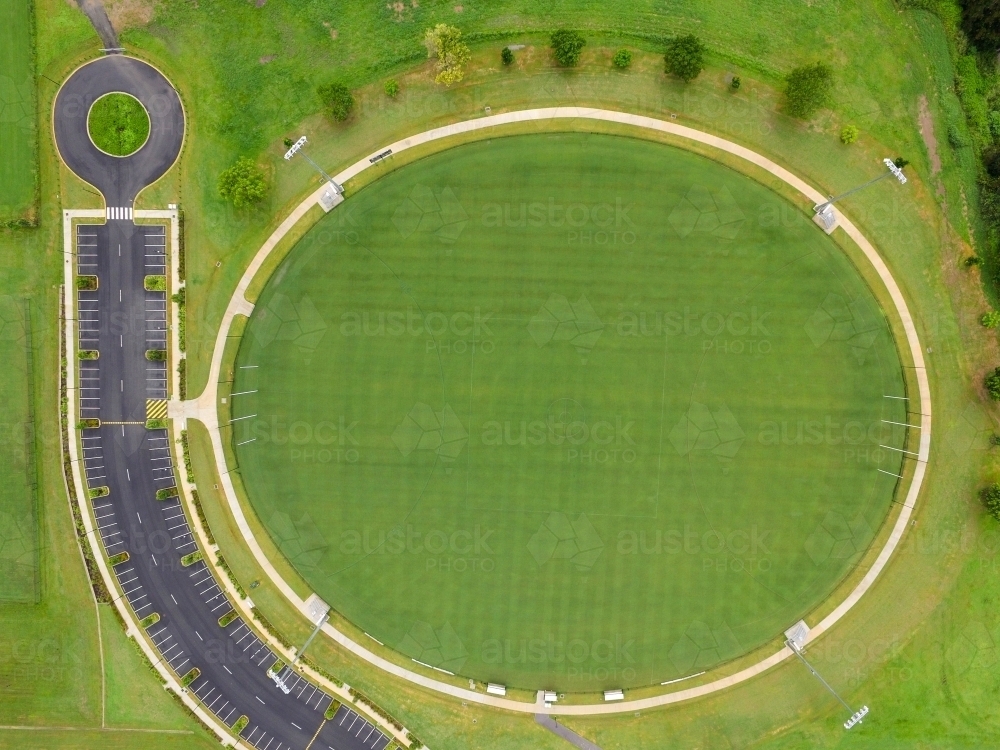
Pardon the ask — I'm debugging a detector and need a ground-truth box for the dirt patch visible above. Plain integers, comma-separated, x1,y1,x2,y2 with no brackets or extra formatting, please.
386,0,417,21
259,55,275,64
105,0,156,29
323,21,338,39
918,95,941,175
454,4,463,11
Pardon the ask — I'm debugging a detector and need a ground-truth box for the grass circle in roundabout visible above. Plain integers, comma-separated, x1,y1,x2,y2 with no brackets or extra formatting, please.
231,132,908,692
87,92,150,157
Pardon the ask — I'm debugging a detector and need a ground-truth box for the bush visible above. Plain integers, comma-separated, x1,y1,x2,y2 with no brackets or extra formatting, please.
840,124,859,145
76,275,97,290
89,486,109,499
960,0,1000,52
318,82,354,121
108,551,129,565
180,551,203,567
664,34,705,82
986,367,1000,400
155,486,179,500
983,483,1000,521
501,46,514,66
218,610,238,627
784,62,833,119
77,418,100,429
78,349,99,360
550,29,585,67
232,715,249,734
982,311,1000,328
966,255,984,267
146,419,167,430
268,659,285,675
218,157,267,209
947,123,967,149
730,75,741,90
984,147,1000,179
140,612,160,628
324,699,342,721
383,79,399,98
612,49,632,69
282,137,293,148
144,274,166,291
424,24,471,85
180,667,200,688
146,349,166,361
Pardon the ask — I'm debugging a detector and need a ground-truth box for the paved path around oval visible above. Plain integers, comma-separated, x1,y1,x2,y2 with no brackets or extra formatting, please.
184,107,932,716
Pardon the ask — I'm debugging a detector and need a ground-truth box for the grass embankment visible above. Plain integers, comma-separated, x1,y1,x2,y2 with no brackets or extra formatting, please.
88,93,150,156
0,0,37,224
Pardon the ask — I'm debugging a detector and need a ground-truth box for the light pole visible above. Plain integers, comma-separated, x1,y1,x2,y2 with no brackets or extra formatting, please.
814,158,908,231
284,136,343,195
786,639,869,730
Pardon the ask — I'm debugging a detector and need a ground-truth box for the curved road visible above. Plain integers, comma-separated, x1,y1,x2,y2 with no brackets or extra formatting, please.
58,56,387,750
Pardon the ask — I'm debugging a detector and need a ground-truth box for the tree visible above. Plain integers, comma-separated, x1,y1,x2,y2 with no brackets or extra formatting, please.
784,62,833,119
550,29,586,67
282,137,294,148
664,35,705,82
318,83,354,122
987,366,1000,400
384,79,400,98
840,125,859,144
218,157,267,209
501,46,514,66
424,24,471,86
612,49,632,69
983,483,1000,521
730,76,741,90
960,0,1000,52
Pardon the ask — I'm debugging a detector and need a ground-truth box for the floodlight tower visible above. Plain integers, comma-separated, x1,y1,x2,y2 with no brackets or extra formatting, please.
786,639,869,730
814,158,908,231
284,136,343,195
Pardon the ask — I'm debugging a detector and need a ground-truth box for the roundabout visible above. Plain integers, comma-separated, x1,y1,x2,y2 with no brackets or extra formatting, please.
197,109,931,712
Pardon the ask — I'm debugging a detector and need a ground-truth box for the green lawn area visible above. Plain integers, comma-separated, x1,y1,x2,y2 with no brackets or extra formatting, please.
2,0,998,746
0,0,37,222
0,295,38,603
231,132,907,690
88,93,150,156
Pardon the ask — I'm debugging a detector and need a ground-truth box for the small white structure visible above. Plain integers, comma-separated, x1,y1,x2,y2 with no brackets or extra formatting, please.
543,691,557,703
486,683,506,697
304,594,331,625
319,187,343,213
784,620,810,652
603,689,624,702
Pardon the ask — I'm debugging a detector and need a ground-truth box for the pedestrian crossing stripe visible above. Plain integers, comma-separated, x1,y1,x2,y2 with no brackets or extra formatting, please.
106,206,133,221
146,399,168,419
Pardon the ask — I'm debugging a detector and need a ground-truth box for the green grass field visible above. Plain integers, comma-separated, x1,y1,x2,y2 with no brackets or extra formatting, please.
88,93,150,156
232,132,907,690
0,0,37,222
